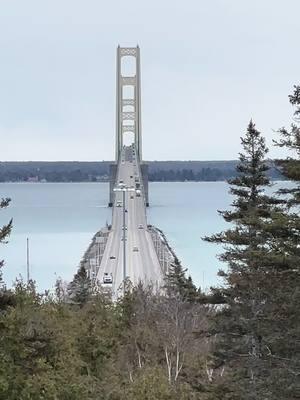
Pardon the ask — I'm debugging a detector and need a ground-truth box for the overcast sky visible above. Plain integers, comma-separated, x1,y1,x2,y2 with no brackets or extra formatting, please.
0,0,299,161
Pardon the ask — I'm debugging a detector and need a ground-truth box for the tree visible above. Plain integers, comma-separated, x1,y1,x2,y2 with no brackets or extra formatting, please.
114,283,211,398
164,257,199,302
261,85,300,399
0,197,12,271
204,121,285,399
55,277,68,303
67,265,91,306
275,85,300,205
0,197,13,310
0,279,106,400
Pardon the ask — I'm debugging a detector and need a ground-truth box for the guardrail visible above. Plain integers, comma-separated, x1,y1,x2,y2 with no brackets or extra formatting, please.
147,225,176,275
80,226,110,287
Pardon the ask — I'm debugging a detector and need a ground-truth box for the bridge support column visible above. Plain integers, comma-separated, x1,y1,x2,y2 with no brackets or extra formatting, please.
140,163,149,207
108,163,118,207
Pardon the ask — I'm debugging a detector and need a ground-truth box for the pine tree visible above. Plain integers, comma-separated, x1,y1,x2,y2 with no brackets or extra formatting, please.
0,197,13,310
204,121,284,399
67,265,91,305
0,197,12,271
275,85,300,205
262,85,300,399
164,257,199,302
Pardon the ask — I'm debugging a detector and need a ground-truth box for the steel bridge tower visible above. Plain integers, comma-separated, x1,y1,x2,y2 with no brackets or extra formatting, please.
109,45,149,207
115,45,142,161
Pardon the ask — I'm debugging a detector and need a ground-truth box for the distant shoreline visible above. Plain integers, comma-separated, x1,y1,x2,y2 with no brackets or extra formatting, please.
0,180,287,184
0,160,283,183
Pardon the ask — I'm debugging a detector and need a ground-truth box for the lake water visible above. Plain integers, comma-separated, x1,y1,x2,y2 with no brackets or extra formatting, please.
0,181,283,292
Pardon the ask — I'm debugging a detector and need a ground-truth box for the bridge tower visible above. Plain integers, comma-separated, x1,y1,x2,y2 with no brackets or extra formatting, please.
109,45,149,207
115,45,142,161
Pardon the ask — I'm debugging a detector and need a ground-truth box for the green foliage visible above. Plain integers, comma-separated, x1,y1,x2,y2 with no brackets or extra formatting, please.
0,197,12,272
164,257,200,302
204,119,300,399
125,366,173,400
0,277,213,399
275,84,300,205
0,197,14,312
0,279,118,399
67,265,92,306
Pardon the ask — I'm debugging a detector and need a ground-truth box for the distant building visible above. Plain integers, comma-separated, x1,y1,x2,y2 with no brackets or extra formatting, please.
101,174,109,181
27,176,39,182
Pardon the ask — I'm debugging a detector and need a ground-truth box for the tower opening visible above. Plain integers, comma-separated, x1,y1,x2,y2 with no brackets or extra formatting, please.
121,56,136,77
123,131,135,146
123,105,135,112
122,85,134,99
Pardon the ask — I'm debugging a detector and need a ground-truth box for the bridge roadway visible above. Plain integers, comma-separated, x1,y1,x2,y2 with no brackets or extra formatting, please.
97,145,162,294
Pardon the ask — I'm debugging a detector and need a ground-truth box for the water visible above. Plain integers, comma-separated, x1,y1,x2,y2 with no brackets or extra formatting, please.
148,182,229,290
0,183,111,291
0,181,283,291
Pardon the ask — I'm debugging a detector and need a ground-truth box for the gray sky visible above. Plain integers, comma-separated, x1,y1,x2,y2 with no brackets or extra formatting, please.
0,0,299,161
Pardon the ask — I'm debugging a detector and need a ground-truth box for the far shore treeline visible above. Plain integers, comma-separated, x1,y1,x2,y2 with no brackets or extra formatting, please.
0,160,283,182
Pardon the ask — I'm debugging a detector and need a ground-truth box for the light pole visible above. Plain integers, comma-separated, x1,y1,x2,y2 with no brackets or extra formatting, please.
113,184,135,295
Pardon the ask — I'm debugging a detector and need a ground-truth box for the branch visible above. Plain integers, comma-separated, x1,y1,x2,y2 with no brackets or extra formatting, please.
165,346,172,384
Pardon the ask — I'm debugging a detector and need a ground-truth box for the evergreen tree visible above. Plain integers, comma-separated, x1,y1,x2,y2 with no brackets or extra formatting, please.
204,121,286,399
275,85,300,203
67,265,91,305
262,85,300,399
0,197,12,271
164,257,199,302
0,197,13,310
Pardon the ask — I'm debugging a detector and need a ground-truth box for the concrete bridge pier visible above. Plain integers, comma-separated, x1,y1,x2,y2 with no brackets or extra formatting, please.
140,163,149,207
108,163,118,207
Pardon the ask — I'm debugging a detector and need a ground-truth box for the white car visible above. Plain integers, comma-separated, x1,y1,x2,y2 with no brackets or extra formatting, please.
103,273,113,284
138,224,143,229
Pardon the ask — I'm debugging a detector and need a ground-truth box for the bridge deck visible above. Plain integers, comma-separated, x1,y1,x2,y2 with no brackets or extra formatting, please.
97,145,162,294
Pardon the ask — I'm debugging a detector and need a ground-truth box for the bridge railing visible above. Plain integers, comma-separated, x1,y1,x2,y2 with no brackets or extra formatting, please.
147,225,176,275
80,226,110,287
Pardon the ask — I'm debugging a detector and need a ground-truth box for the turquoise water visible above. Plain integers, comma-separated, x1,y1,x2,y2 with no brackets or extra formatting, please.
148,182,229,290
0,181,281,291
0,183,110,291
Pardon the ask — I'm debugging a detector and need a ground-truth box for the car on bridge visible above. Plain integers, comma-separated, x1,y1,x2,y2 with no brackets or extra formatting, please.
103,273,113,284
138,224,143,229
109,256,116,259
133,246,139,252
